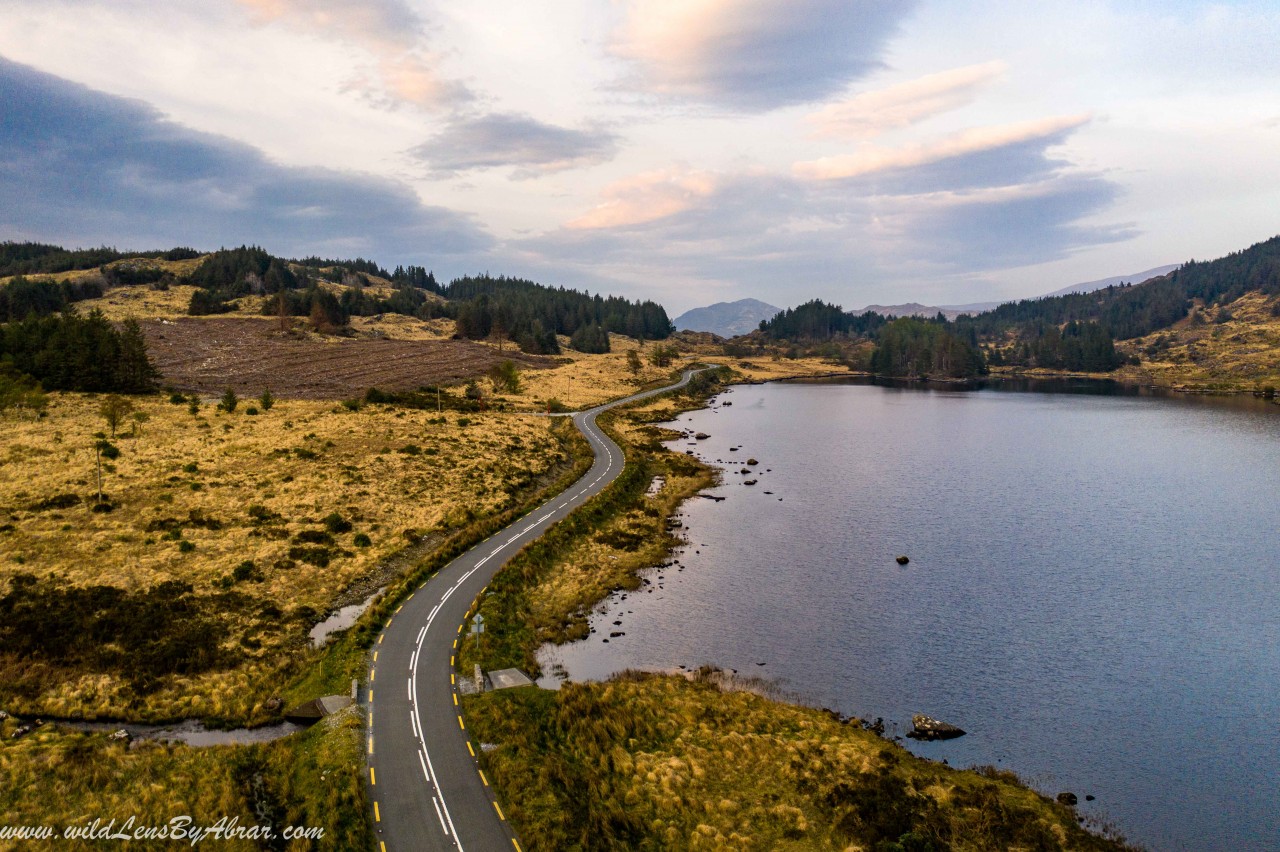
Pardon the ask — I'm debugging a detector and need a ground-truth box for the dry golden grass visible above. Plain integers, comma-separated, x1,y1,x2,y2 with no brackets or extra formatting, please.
348,314,456,340
524,419,711,647
466,674,1126,851
0,393,573,721
1119,292,1280,389
0,705,368,851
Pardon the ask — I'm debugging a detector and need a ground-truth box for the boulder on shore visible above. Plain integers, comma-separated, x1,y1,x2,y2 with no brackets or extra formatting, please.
906,714,965,741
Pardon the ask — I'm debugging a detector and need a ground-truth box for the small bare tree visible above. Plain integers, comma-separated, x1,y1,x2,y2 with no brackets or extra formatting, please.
99,394,134,437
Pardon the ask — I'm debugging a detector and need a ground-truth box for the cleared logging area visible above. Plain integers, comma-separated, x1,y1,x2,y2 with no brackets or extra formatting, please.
141,318,551,399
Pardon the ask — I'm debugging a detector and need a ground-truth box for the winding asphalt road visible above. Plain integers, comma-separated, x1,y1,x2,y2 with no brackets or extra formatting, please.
366,368,708,852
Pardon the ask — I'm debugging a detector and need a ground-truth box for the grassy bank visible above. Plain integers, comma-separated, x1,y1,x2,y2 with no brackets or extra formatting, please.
465,673,1127,851
0,707,368,851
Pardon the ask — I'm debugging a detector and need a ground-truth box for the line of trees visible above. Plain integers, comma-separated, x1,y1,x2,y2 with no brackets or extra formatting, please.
0,276,105,320
758,300,888,340
0,311,159,393
0,242,198,277
869,317,987,379
444,275,672,354
989,320,1126,372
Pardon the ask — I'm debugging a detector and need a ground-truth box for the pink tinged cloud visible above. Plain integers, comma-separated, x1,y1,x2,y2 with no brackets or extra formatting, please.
805,61,1009,140
610,0,911,109
234,0,466,108
567,168,718,230
793,113,1093,181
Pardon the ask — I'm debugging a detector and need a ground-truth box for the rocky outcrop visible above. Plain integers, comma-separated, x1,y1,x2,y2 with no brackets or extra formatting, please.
906,714,965,740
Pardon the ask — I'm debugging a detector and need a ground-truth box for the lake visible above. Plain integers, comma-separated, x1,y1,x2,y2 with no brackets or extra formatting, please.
537,379,1280,851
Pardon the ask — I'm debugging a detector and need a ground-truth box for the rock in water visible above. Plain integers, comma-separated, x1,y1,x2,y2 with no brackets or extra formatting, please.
1057,792,1079,806
695,432,710,440
896,555,910,565
906,714,966,741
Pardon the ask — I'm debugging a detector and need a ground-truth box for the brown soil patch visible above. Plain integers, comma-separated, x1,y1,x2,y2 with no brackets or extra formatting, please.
141,317,550,399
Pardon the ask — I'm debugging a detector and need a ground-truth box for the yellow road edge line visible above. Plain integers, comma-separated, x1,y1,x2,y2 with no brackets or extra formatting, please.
453,639,457,649
370,767,376,785
467,741,475,757
513,840,522,851
374,802,381,823
370,668,376,683
479,769,489,787
367,736,373,755
378,634,384,645
494,802,505,820
451,673,456,685
450,655,455,666
368,689,373,703
373,651,378,662
458,716,465,730
381,843,388,852
453,694,458,706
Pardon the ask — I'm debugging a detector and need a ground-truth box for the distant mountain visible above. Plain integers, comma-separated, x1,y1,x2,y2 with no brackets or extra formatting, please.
851,265,1180,321
1039,264,1180,298
673,298,781,338
853,302,979,321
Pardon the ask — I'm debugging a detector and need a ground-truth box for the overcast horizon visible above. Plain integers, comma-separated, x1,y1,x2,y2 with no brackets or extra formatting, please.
2,0,1279,315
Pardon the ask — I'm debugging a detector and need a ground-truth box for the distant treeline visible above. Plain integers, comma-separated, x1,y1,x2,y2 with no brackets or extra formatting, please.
989,320,1126,372
444,275,673,355
959,237,1280,341
0,241,199,278
180,248,672,354
759,301,987,378
0,311,158,393
759,300,888,340
0,276,105,321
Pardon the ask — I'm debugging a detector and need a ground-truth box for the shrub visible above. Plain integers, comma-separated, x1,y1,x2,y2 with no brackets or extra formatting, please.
353,532,372,547
287,546,334,567
259,388,275,410
341,398,363,411
178,540,195,553
219,387,238,413
293,529,335,546
246,406,259,416
97,440,121,460
183,462,199,473
248,504,282,523
322,512,353,534
232,560,259,583
457,417,471,427
168,391,186,404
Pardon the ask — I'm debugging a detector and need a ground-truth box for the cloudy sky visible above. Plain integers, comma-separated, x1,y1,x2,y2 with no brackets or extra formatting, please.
2,0,1278,314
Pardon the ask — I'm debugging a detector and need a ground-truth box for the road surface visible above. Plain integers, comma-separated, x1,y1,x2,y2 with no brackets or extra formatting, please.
367,368,707,852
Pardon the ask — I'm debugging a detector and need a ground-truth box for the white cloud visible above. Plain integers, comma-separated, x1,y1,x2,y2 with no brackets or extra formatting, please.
566,167,719,229
409,113,619,179
805,61,1007,140
610,0,915,110
793,114,1092,181
234,0,469,108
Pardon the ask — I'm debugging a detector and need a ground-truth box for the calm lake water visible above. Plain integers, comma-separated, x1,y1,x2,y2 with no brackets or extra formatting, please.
537,379,1280,851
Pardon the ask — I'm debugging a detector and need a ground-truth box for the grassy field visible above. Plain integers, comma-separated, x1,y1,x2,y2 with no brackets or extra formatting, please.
1120,292,1280,390
0,703,368,850
0,391,578,723
464,674,1128,851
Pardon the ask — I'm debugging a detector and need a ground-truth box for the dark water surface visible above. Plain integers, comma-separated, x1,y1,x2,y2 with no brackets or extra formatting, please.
538,379,1280,851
